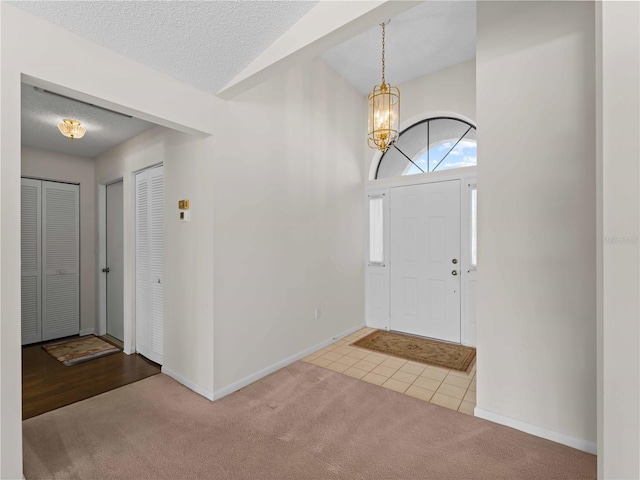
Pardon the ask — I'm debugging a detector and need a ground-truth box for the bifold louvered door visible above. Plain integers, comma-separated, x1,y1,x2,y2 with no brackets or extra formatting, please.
21,179,79,345
135,166,164,365
21,179,42,345
42,181,80,340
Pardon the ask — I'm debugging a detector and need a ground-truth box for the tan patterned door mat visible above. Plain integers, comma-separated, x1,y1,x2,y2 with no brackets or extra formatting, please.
352,330,476,372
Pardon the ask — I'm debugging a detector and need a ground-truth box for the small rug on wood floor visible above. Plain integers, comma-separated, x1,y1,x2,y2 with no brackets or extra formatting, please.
43,335,120,366
352,330,476,372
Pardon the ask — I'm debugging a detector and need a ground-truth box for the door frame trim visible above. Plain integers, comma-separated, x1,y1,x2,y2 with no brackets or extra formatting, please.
364,167,477,346
97,179,123,343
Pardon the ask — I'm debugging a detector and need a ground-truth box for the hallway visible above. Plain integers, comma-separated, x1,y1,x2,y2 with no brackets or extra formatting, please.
22,337,160,419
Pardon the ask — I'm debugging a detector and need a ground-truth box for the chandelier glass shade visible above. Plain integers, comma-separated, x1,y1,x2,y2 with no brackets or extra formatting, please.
368,22,400,153
57,119,86,140
368,82,400,152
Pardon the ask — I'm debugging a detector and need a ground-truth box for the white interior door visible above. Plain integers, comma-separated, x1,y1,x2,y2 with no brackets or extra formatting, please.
106,181,124,341
42,181,79,341
135,166,164,365
21,178,42,345
149,166,164,364
390,180,461,342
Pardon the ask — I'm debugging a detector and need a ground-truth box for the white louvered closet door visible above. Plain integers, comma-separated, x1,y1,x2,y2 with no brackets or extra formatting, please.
149,166,164,364
21,179,42,345
135,165,164,365
41,181,80,341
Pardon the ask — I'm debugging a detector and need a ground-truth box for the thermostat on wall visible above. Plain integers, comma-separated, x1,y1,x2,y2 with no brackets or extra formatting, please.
178,199,190,222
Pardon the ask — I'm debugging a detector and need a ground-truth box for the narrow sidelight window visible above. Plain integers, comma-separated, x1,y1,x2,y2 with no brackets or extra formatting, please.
369,196,384,265
471,185,477,268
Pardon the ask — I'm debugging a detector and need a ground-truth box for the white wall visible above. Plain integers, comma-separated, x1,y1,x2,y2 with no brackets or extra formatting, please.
94,58,365,403
1,5,218,477
21,147,97,333
397,59,476,126
95,126,216,398
599,2,640,478
476,1,596,452
212,58,366,393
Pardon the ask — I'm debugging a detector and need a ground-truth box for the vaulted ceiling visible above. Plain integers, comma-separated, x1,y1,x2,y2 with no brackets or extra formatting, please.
322,1,475,95
12,1,476,157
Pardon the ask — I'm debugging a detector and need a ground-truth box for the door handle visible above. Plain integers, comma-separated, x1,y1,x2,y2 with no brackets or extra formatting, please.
452,270,458,276
102,267,110,273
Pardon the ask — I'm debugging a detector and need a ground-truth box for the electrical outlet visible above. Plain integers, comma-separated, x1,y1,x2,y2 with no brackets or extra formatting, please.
314,307,321,320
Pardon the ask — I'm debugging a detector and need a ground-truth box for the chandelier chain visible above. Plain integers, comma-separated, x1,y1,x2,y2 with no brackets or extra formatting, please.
381,22,386,86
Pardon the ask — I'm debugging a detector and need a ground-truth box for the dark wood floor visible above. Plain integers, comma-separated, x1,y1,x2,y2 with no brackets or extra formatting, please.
22,336,161,420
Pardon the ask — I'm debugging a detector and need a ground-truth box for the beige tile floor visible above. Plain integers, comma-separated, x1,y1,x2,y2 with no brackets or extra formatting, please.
302,327,476,415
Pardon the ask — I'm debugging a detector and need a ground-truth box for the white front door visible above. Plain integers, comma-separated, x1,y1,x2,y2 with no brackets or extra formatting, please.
106,181,124,341
390,180,461,342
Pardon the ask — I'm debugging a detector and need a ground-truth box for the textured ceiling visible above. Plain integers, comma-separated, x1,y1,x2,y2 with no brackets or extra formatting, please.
14,1,316,156
14,1,475,156
11,0,317,95
22,84,156,158
321,1,476,95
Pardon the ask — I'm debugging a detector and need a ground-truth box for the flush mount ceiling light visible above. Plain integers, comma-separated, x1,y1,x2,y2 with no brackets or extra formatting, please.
368,21,400,153
57,118,86,141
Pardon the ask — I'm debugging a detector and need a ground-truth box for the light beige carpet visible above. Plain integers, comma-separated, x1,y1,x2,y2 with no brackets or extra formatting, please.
23,362,595,480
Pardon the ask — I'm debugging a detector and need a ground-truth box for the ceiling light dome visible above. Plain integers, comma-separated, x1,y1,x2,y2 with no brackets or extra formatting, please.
58,119,86,141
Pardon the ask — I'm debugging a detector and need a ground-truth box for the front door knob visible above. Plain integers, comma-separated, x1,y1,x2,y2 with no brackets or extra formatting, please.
452,270,458,276
452,258,458,264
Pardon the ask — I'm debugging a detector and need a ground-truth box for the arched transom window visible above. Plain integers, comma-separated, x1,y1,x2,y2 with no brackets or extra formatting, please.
375,117,477,179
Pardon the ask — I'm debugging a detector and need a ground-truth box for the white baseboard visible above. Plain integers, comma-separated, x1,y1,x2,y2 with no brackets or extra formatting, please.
162,366,214,401
79,328,95,336
474,407,597,454
212,322,366,401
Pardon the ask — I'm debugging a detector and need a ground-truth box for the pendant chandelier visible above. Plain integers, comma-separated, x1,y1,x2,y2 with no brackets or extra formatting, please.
57,119,86,141
368,21,400,153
